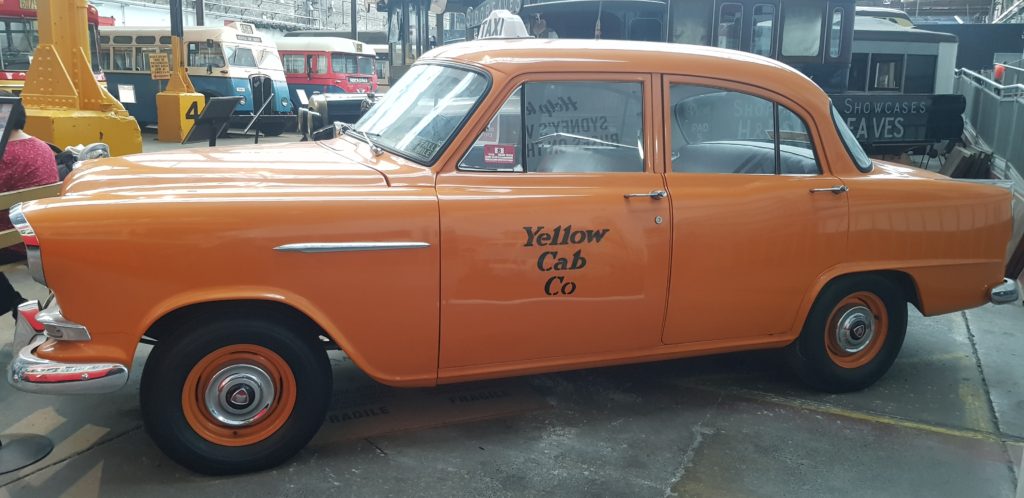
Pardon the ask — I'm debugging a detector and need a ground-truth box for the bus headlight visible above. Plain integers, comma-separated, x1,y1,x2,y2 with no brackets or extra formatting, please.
282,98,290,108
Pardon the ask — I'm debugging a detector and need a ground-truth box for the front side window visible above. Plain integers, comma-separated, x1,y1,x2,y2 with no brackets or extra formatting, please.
751,4,775,57
188,41,225,68
716,3,743,50
282,54,305,74
781,0,823,57
524,81,644,173
669,0,712,45
669,83,820,175
459,80,645,173
353,64,489,164
828,8,843,58
831,104,871,171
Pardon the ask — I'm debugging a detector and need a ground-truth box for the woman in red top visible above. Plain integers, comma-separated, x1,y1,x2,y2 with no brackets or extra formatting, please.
0,95,58,317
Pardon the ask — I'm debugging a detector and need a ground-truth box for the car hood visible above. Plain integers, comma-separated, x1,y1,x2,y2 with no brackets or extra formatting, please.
62,141,389,197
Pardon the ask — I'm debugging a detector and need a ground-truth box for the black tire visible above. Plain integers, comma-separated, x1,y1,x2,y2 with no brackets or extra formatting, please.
785,274,907,393
140,315,331,475
257,121,286,137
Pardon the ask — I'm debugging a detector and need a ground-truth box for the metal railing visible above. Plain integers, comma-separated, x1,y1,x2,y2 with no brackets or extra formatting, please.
955,68,1024,180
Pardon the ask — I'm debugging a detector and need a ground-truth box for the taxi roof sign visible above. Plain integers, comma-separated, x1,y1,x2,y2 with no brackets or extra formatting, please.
477,10,530,40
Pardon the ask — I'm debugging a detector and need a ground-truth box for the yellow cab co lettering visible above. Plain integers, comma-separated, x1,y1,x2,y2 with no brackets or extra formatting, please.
523,225,609,296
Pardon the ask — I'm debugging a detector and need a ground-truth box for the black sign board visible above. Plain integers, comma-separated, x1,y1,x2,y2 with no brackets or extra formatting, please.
834,94,966,150
183,96,243,146
0,96,20,159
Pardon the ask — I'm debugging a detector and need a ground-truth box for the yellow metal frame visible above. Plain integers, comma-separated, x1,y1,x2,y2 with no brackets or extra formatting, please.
21,0,141,156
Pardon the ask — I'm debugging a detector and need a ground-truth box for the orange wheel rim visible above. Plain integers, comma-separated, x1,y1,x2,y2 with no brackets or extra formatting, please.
181,344,297,447
824,291,888,369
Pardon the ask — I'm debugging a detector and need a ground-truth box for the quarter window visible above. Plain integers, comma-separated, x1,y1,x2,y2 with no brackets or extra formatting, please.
669,84,820,175
777,107,819,174
751,4,775,57
459,87,524,172
716,3,743,50
781,0,823,57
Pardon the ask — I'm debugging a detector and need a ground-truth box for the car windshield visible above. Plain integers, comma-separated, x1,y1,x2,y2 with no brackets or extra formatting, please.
332,53,375,75
830,103,872,171
352,64,489,164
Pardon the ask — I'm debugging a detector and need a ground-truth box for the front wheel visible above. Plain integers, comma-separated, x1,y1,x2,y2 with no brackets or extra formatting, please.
140,316,331,475
785,274,908,393
257,121,286,137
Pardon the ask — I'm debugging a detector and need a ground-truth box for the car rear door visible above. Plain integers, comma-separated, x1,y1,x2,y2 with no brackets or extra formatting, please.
660,75,849,344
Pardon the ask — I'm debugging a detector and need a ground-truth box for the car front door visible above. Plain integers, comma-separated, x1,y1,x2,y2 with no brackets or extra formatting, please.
436,74,672,373
660,76,849,345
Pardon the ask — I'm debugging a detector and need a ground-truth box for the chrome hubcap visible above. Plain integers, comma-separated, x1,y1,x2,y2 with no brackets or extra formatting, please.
204,364,275,427
834,305,875,354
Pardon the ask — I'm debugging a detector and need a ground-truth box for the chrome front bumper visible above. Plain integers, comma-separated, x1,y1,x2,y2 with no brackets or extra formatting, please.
7,300,128,395
990,278,1021,305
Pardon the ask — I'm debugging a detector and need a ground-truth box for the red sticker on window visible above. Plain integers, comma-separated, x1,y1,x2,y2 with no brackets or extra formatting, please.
484,144,516,164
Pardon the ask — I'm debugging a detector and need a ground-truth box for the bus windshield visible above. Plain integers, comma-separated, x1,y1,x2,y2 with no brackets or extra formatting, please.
331,53,375,75
0,19,37,71
225,44,283,70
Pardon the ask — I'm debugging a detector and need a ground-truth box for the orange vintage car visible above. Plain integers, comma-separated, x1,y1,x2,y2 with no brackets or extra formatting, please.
7,39,1019,474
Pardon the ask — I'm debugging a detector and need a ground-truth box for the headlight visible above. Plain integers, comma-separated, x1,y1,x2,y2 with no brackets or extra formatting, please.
281,98,290,108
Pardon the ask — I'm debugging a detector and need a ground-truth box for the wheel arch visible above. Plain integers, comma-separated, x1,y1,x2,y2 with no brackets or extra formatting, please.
791,266,924,341
138,295,389,383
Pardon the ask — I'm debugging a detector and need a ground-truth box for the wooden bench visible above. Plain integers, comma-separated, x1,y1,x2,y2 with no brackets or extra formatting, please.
0,183,61,272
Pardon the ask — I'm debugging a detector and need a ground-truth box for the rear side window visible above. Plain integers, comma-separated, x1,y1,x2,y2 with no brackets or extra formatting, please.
669,83,821,175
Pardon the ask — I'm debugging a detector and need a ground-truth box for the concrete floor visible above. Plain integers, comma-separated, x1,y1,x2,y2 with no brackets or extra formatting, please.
1,271,1023,497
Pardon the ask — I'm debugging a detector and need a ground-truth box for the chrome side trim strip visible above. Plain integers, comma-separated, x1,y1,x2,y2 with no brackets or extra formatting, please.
274,242,431,253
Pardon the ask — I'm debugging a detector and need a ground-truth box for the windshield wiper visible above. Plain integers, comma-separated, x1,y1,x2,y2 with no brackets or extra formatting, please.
338,122,384,157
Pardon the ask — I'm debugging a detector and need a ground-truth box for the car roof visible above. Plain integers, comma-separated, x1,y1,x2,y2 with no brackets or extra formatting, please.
420,39,821,95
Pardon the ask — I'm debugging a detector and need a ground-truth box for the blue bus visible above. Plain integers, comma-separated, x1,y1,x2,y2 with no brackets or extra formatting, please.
99,22,294,135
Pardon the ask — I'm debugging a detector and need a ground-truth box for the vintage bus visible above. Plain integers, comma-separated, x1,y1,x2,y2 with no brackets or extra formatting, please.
0,0,108,92
459,0,964,151
99,22,294,135
277,36,378,108
284,30,392,85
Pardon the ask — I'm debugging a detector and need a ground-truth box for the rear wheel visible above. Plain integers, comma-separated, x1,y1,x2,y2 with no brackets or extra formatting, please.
141,316,331,475
786,274,907,393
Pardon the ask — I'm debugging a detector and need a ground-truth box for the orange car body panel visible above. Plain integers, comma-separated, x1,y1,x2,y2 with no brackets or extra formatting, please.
19,40,1013,387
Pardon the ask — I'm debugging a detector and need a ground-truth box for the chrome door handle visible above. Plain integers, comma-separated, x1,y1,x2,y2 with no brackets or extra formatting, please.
624,190,667,199
809,185,849,195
